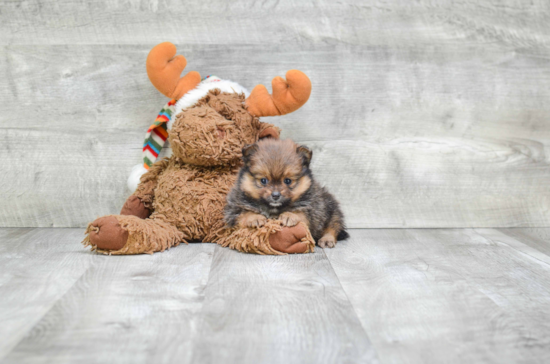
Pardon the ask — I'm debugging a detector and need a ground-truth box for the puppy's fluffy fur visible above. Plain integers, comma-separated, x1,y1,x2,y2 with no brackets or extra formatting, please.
225,138,349,248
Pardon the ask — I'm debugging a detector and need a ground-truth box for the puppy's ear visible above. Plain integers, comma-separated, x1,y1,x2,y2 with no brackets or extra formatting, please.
242,144,259,163
296,145,313,167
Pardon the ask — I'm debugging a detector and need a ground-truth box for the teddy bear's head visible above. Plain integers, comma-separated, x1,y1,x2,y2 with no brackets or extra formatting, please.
168,90,261,167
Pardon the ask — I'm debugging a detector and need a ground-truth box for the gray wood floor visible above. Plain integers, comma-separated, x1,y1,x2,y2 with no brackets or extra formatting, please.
1,228,550,363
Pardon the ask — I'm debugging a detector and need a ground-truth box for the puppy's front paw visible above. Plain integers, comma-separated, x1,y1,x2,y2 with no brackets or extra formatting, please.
278,212,301,227
239,213,267,228
318,234,337,249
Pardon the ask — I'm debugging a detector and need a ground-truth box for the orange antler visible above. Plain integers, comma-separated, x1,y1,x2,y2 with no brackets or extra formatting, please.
245,70,312,117
146,42,201,100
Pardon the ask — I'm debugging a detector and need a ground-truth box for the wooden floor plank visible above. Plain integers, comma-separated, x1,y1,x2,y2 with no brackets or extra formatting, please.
2,242,215,364
0,227,35,241
0,228,92,361
475,228,550,266
325,229,550,364
189,245,378,364
497,228,550,258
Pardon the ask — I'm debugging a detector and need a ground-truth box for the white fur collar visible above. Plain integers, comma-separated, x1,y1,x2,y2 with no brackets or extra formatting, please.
168,76,250,129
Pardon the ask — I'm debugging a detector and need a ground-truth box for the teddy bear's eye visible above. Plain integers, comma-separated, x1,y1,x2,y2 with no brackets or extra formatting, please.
260,178,268,185
284,178,292,185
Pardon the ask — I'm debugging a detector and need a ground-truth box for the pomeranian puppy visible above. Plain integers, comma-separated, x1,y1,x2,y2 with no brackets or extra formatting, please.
224,138,349,248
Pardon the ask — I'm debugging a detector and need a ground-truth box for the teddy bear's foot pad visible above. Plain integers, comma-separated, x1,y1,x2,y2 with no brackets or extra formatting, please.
269,224,313,254
86,216,129,252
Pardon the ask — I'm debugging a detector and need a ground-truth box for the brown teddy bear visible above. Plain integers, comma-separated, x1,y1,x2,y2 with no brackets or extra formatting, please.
82,42,316,255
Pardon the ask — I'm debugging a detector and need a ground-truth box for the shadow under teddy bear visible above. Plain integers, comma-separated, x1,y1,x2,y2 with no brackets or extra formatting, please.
82,42,315,255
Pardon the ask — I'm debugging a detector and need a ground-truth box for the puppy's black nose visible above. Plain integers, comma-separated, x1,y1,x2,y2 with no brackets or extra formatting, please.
271,191,281,200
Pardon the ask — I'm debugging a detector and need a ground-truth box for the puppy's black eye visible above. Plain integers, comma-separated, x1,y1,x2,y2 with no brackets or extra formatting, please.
260,178,268,185
284,178,292,185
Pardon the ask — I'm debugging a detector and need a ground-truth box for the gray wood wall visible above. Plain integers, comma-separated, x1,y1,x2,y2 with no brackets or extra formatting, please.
1,0,550,228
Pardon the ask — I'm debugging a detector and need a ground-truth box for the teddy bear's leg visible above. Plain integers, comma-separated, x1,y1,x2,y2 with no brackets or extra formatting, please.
82,215,185,255
215,220,315,255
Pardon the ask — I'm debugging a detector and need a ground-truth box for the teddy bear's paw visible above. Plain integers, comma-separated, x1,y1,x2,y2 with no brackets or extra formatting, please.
88,216,129,251
269,224,312,254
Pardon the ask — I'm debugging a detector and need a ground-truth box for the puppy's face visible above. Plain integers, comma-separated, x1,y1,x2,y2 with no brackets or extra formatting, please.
240,139,313,208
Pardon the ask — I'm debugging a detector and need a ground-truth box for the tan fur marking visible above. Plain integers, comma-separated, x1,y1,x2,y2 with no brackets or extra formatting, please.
260,189,274,201
322,227,337,239
249,163,273,180
283,164,302,178
291,176,312,202
327,218,344,235
241,173,260,199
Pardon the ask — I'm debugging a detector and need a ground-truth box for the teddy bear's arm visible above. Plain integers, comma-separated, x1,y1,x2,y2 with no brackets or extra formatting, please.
122,159,170,217
120,195,151,219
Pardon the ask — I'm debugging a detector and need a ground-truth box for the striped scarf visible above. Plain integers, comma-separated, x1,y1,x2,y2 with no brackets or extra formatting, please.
142,99,176,169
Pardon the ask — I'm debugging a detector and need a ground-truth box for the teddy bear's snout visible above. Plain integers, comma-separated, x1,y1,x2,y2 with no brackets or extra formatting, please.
216,126,226,139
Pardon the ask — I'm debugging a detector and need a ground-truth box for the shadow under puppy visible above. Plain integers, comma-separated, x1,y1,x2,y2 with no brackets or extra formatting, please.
225,138,349,248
